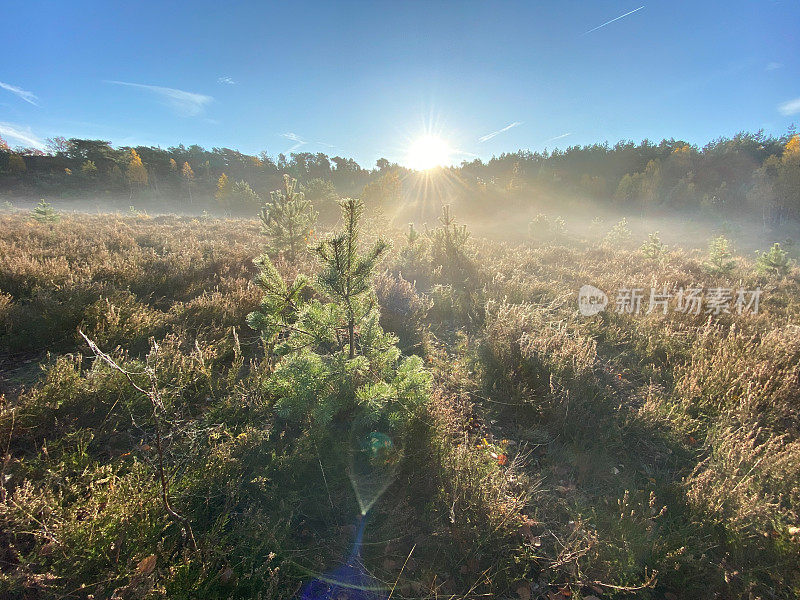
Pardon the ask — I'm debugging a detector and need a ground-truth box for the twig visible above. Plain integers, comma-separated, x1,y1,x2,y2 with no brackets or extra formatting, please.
589,568,658,592
387,543,415,600
79,330,197,551
0,407,15,503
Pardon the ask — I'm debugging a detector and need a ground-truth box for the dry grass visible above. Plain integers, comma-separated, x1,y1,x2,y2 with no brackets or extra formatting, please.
1,210,799,598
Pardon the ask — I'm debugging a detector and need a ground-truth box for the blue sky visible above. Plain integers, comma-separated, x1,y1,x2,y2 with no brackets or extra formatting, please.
1,1,798,168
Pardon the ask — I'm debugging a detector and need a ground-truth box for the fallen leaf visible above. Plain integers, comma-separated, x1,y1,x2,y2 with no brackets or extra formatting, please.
136,554,156,576
516,584,531,600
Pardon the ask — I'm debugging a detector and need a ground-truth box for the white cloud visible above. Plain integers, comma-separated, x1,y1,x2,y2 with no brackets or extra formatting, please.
106,80,213,116
766,62,783,71
0,82,38,106
0,122,45,149
217,76,236,85
778,97,800,116
478,121,523,143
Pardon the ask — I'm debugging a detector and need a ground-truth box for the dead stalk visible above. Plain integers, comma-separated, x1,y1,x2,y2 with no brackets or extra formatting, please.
78,330,197,551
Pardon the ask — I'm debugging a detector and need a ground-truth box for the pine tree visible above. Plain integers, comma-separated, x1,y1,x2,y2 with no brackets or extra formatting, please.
32,199,59,224
247,199,429,434
640,231,667,260
230,180,261,213
604,218,632,246
703,235,736,275
260,174,317,264
756,242,793,277
246,254,310,364
427,205,470,269
315,197,389,358
421,205,484,328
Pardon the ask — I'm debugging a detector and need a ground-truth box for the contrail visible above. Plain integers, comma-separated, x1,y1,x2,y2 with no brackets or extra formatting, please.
0,82,39,106
478,121,523,143
582,6,644,35
544,132,572,144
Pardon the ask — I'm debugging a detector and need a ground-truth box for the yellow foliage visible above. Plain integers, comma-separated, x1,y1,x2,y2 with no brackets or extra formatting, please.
126,149,148,187
215,173,230,204
784,134,800,156
181,161,194,182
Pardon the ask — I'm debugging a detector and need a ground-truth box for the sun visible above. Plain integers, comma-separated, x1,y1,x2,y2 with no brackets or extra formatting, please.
406,134,452,171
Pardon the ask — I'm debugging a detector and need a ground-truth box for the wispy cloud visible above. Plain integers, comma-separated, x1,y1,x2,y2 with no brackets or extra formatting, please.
582,6,644,35
544,132,572,144
106,80,213,116
0,122,45,149
217,76,236,85
778,97,800,116
766,62,783,71
0,82,39,106
478,121,523,143
453,148,479,159
281,132,307,153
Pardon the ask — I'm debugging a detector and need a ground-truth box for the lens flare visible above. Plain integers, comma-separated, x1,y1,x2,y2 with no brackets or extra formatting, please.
300,516,387,600
348,430,398,515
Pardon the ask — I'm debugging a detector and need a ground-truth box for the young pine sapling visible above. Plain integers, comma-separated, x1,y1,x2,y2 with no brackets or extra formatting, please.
260,174,317,265
315,198,390,359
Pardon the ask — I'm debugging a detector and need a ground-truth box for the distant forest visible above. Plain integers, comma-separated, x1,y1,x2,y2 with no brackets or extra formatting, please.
1,129,798,224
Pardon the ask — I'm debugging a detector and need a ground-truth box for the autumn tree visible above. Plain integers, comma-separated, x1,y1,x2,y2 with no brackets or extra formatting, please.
260,174,317,264
215,173,231,212
181,161,194,204
126,149,148,197
45,136,68,155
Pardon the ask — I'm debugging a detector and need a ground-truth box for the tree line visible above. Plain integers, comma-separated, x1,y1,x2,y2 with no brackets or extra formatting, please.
0,128,798,223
